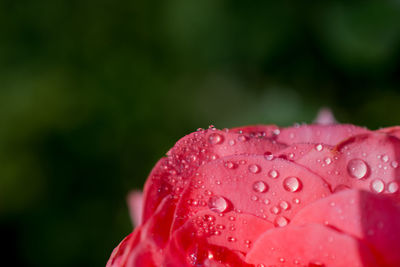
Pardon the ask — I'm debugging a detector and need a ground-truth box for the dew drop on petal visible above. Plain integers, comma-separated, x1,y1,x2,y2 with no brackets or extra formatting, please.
387,181,399,193
253,181,268,193
208,133,224,145
283,177,302,192
224,161,237,169
391,161,398,169
264,151,274,161
347,159,369,179
268,169,279,179
382,155,389,163
279,200,290,210
315,144,323,151
370,179,385,194
249,164,261,174
275,216,289,227
324,157,332,165
208,196,229,213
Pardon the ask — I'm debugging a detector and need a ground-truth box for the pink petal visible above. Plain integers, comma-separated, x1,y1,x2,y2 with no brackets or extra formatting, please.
230,124,280,138
313,108,337,125
107,195,177,266
177,210,274,254
287,132,400,195
162,218,253,266
171,155,331,231
141,128,286,223
276,124,369,146
291,189,400,266
245,224,379,267
127,190,143,227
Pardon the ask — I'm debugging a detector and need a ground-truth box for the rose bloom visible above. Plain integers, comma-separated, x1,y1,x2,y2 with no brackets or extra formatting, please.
107,111,400,267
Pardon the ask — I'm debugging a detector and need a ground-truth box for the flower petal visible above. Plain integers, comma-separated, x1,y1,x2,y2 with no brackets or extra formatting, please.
291,189,400,266
172,155,331,230
142,128,286,223
127,190,143,227
276,124,369,146
245,224,379,267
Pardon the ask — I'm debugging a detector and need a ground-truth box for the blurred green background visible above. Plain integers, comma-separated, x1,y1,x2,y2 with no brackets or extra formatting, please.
1,0,400,266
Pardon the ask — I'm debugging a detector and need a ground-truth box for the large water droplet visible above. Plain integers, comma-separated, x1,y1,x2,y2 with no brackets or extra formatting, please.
370,179,385,193
268,169,279,179
248,164,261,174
387,181,399,193
208,196,229,213
208,133,224,145
347,159,369,179
253,181,268,193
283,177,302,192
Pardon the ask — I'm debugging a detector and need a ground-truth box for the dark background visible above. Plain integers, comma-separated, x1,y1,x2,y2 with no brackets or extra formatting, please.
1,1,400,266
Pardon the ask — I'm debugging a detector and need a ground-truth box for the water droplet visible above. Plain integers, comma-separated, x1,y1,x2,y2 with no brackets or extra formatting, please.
224,161,237,169
228,139,236,146
270,206,281,215
324,157,332,165
208,133,224,145
387,181,399,193
264,151,274,160
227,237,236,242
315,144,323,151
370,179,385,193
251,195,259,201
283,177,302,192
238,135,248,142
264,198,270,205
292,198,300,204
347,159,369,179
382,155,389,163
253,181,268,193
248,164,261,174
208,196,229,213
268,169,279,179
279,200,290,210
391,161,399,168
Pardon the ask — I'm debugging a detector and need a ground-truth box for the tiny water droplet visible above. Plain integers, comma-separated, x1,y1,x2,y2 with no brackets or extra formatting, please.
382,155,389,163
270,206,281,215
238,135,248,142
227,237,236,242
224,161,237,169
251,195,259,201
391,161,398,168
264,151,274,160
248,164,261,174
228,139,236,146
283,177,302,192
347,159,369,179
208,133,224,145
268,169,279,179
253,181,268,193
208,196,229,213
315,144,323,151
324,157,332,165
370,179,385,193
279,200,290,210
387,181,399,193
292,198,300,204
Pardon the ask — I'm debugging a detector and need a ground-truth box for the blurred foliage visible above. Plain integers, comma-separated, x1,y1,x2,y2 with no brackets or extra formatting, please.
1,0,400,266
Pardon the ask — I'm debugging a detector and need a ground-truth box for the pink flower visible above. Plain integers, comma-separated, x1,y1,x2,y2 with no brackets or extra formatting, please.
107,111,400,267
